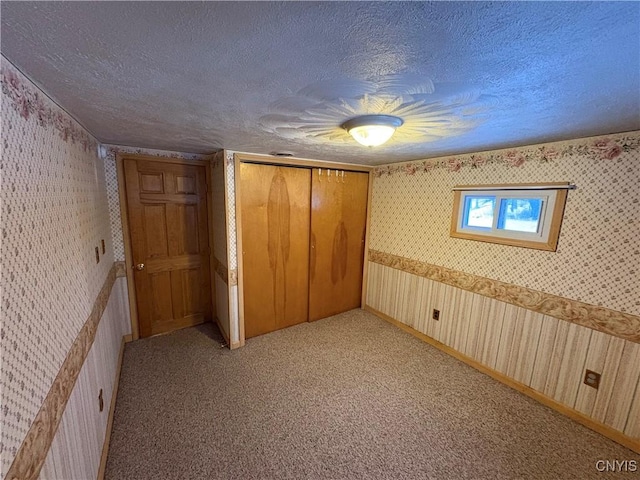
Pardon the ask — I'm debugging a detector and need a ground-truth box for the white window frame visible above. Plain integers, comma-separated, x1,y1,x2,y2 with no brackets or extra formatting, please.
450,183,570,251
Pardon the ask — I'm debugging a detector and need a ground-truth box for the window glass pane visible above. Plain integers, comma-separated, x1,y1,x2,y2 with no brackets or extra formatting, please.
497,198,543,233
463,195,495,228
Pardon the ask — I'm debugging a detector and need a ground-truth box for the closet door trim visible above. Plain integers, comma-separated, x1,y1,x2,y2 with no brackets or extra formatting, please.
235,153,371,172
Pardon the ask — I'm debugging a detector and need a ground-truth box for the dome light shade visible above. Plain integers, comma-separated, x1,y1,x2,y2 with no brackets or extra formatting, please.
342,115,404,147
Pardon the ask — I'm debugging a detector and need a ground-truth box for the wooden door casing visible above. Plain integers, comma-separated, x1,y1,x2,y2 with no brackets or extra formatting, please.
309,169,368,321
124,158,212,338
240,163,311,338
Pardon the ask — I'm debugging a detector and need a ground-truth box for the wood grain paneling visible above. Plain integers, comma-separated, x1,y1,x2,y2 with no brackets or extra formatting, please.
425,279,442,340
543,320,571,399
240,163,311,338
527,315,558,392
574,330,611,416
464,294,486,360
369,250,640,343
477,298,506,369
591,337,625,424
552,323,592,406
625,378,640,438
452,289,474,354
604,342,640,431
309,170,368,321
494,303,519,375
507,309,544,385
365,261,640,447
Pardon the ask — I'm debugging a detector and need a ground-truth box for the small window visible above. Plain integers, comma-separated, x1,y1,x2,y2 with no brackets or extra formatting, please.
451,183,570,251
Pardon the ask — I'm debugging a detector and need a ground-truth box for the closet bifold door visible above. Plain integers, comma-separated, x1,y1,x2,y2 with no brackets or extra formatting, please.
240,163,311,338
309,169,369,321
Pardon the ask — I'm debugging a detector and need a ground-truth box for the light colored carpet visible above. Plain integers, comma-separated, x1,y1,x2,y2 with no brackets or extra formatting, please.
105,309,639,479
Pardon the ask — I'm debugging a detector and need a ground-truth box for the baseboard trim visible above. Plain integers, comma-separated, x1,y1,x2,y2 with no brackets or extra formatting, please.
96,334,127,480
364,305,640,454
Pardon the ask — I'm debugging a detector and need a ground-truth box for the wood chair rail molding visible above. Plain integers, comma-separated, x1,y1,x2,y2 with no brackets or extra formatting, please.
368,250,640,344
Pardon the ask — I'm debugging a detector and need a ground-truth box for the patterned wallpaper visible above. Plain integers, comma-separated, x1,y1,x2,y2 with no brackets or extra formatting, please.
211,153,228,268
225,150,238,270
224,151,240,345
1,57,113,476
370,132,640,316
101,144,211,262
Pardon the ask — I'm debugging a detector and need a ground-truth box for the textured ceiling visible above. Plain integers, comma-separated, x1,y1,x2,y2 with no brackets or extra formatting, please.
1,1,639,165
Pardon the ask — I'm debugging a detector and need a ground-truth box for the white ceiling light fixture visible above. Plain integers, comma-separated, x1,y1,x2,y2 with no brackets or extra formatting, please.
342,115,404,147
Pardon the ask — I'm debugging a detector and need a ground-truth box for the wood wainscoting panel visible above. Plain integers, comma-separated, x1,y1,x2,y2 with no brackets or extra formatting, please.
477,297,507,369
551,323,593,407
451,289,474,355
9,270,130,480
590,337,625,424
441,286,463,349
493,303,519,375
541,320,571,399
365,261,640,448
368,250,640,343
464,294,486,361
574,330,612,417
506,309,544,386
525,314,559,393
424,278,443,340
626,378,640,438
97,334,128,480
604,342,640,432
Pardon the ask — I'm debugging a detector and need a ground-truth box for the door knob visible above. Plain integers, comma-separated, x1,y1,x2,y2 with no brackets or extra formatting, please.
134,263,145,271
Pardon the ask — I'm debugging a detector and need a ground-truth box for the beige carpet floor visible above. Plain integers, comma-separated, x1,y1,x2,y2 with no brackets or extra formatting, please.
105,309,639,479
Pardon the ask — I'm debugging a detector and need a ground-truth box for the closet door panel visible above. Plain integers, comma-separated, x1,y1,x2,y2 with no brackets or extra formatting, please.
240,163,311,338
309,170,368,321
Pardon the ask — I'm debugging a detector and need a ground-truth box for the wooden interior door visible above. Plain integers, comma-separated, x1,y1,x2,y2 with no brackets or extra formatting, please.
240,163,311,338
309,169,368,321
124,158,212,338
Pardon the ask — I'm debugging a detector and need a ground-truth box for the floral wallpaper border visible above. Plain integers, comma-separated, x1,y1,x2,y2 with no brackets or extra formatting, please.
1,60,97,152
102,144,213,163
369,250,640,344
5,264,117,480
373,133,640,177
